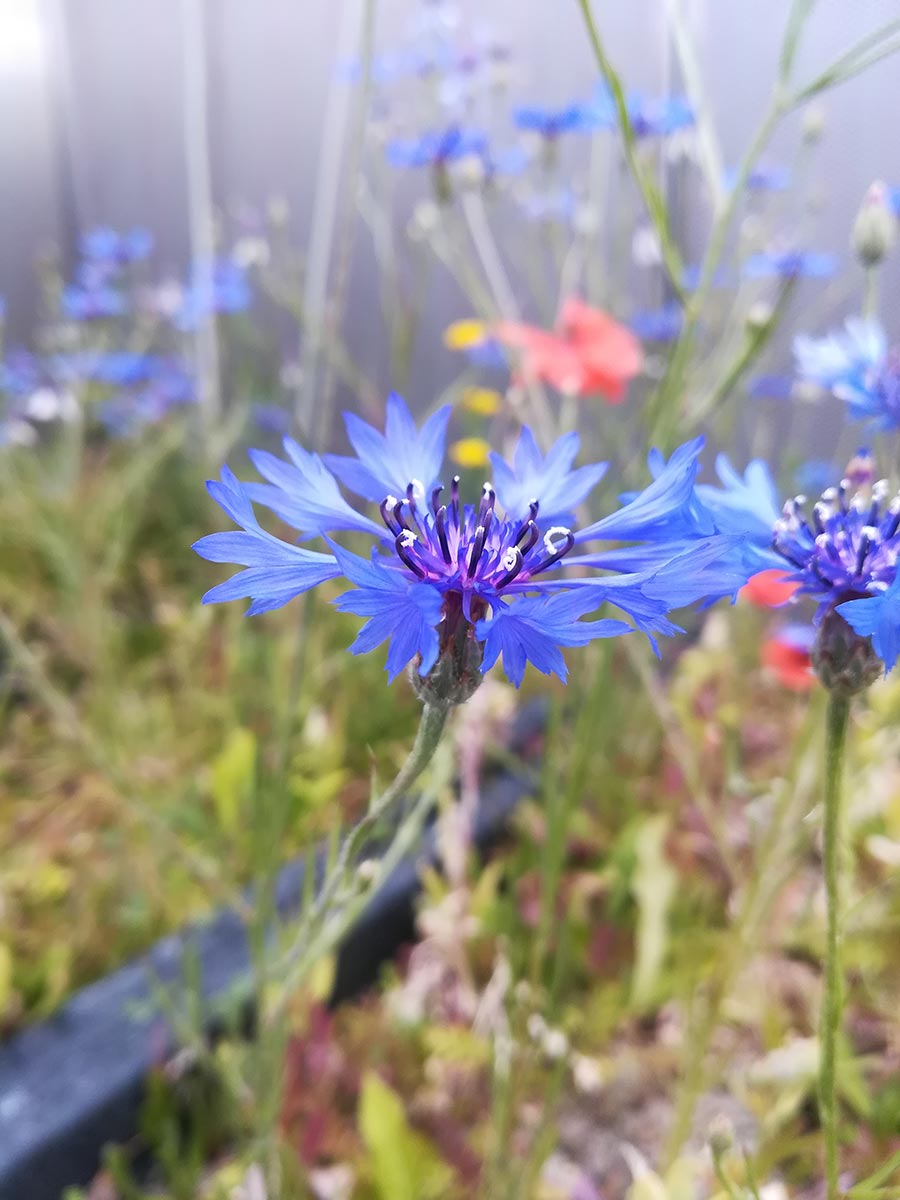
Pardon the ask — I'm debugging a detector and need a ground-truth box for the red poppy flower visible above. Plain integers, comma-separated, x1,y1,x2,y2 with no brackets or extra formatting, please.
740,568,799,608
492,297,643,402
762,627,815,691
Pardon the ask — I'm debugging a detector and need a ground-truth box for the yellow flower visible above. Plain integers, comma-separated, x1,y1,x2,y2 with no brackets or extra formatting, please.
449,437,492,469
444,319,488,350
461,387,502,416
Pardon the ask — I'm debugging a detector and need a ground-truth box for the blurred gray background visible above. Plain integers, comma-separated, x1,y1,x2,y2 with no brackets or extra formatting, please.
2,0,899,382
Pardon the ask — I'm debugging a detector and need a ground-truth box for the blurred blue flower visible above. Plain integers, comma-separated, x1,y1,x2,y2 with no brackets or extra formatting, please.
887,185,900,217
629,304,682,342
512,103,594,138
195,395,749,686
97,362,196,436
61,283,127,321
175,260,252,331
386,126,488,168
251,404,292,436
794,459,835,495
743,249,837,280
794,318,900,429
628,93,694,137
722,165,790,192
80,227,153,265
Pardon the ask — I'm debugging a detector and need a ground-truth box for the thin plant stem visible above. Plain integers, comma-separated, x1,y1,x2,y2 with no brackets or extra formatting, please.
180,0,221,440
821,691,851,1200
663,689,824,1164
862,267,879,320
575,0,686,304
317,0,378,443
272,700,450,993
296,0,360,436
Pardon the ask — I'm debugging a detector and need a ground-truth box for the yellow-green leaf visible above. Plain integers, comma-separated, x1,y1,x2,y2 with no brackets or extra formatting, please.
211,727,257,836
358,1072,452,1200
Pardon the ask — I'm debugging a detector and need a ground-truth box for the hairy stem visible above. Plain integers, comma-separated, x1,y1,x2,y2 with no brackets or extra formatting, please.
821,691,850,1200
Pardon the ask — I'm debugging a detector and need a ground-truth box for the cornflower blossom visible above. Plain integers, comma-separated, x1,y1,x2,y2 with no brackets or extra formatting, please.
174,260,252,331
512,103,595,138
629,305,683,343
742,249,837,280
80,227,153,266
194,394,747,690
702,449,900,675
794,318,900,431
386,126,488,169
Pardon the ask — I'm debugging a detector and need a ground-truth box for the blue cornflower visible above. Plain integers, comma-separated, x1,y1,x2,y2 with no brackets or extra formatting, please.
722,165,790,192
175,260,252,331
512,103,594,138
627,93,694,138
765,450,900,670
80,227,153,265
386,126,488,169
794,318,900,430
743,249,837,280
629,305,683,342
195,394,743,687
61,283,127,321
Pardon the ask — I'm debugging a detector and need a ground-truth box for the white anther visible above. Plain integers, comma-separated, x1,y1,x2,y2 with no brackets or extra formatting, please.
399,530,417,548
543,525,569,552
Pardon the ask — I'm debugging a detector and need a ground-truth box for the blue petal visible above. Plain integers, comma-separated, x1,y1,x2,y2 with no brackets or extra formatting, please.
474,590,632,688
329,543,442,681
324,394,452,503
245,438,383,538
490,427,608,526
836,574,900,673
577,437,713,543
193,467,341,612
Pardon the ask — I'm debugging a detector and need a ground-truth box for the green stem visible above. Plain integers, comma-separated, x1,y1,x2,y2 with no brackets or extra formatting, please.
821,691,850,1200
273,700,450,994
862,267,879,320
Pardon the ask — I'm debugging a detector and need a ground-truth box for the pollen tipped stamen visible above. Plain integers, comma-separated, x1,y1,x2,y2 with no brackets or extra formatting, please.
435,505,452,563
513,500,540,543
395,531,426,578
532,527,575,574
855,527,876,577
496,546,524,587
450,474,460,521
380,495,402,535
477,483,496,526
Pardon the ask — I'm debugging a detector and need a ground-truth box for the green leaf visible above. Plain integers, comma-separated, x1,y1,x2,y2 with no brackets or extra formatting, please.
358,1072,452,1200
210,727,257,836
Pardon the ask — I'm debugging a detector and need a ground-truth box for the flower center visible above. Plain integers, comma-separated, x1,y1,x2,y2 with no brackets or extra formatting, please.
774,467,900,597
379,476,575,592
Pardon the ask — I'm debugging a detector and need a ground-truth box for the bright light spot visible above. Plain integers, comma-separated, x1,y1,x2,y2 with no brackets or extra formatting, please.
0,0,45,76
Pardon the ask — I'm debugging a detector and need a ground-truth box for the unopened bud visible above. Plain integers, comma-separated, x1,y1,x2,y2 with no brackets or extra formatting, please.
812,606,882,696
801,103,826,143
708,1114,735,1159
851,181,896,268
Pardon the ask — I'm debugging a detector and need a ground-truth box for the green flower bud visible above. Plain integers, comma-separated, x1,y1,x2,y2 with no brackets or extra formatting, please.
851,181,896,269
812,607,882,697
